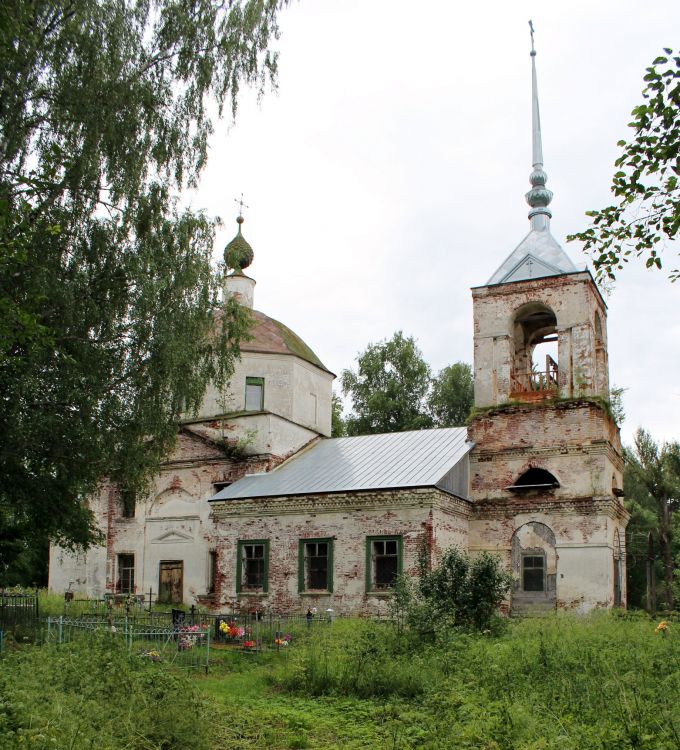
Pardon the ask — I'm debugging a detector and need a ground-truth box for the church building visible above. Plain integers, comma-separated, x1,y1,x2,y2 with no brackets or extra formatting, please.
49,42,628,615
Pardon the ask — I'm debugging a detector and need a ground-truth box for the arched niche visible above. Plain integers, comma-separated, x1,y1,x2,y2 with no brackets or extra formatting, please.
149,487,195,518
507,467,560,492
511,302,558,394
613,528,623,606
594,311,603,344
511,521,557,606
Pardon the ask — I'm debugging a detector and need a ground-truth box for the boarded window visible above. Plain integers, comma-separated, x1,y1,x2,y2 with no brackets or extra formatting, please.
117,554,135,593
367,537,402,591
237,541,268,592
245,377,264,411
159,561,183,603
522,555,545,592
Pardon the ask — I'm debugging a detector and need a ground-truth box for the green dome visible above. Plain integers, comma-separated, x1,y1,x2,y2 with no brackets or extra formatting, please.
224,217,253,273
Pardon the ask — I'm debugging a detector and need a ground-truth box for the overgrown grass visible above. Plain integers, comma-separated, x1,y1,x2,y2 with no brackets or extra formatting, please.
225,612,679,749
0,632,210,750
36,588,196,617
1,612,677,749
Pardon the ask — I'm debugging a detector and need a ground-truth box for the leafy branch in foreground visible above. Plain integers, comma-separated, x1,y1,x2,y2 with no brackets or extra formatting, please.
568,49,680,282
0,0,288,573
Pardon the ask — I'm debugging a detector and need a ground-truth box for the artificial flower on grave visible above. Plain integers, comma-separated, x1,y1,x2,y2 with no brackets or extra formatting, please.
178,624,205,650
655,620,670,635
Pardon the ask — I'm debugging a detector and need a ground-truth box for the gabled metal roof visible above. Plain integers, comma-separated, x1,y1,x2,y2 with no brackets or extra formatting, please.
486,227,578,285
210,427,472,500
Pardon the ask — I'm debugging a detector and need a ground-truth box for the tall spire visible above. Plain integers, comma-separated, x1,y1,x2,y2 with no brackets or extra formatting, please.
485,23,578,285
525,20,553,231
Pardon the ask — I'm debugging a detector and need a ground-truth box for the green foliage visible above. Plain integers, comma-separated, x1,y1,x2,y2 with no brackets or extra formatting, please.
427,361,474,426
263,613,680,749
0,1,287,572
568,49,680,282
331,391,346,437
341,332,475,436
341,331,433,435
0,632,210,749
406,546,512,636
624,429,680,610
609,384,627,425
273,619,432,700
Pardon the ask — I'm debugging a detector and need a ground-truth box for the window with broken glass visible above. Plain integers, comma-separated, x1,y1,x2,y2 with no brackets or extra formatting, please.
522,554,545,592
366,536,402,592
298,539,333,592
117,553,135,593
237,540,268,592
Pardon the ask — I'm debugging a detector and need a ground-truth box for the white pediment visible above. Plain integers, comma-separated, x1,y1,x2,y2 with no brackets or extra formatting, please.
501,253,563,283
147,517,199,544
152,529,194,544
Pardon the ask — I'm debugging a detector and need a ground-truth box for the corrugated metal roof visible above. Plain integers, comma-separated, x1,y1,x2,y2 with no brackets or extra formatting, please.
211,427,472,500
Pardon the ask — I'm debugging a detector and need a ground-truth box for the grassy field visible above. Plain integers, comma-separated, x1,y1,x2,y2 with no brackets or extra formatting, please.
0,611,677,749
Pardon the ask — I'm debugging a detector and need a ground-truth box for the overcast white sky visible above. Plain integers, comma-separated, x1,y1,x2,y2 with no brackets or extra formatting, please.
188,0,680,447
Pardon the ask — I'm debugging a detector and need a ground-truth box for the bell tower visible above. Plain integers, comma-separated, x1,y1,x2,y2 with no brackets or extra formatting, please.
468,25,628,613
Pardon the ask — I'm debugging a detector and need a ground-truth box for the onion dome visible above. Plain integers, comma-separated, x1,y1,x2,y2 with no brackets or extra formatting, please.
224,216,254,274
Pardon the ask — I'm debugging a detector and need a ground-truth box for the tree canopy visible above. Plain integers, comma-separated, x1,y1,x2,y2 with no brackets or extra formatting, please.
568,49,680,282
624,428,680,610
341,331,433,436
0,0,287,577
340,331,473,436
428,362,474,428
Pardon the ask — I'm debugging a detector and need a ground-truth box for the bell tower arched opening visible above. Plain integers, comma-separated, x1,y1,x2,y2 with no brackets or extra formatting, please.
511,302,558,397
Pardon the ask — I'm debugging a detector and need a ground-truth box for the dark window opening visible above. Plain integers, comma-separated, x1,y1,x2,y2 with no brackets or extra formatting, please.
208,550,217,594
117,554,135,593
242,543,265,589
522,555,545,592
373,539,399,589
213,481,232,494
508,467,559,491
245,377,264,411
120,489,135,518
305,542,329,590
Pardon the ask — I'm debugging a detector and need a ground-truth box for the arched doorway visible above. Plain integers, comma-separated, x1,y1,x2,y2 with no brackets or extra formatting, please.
511,521,557,613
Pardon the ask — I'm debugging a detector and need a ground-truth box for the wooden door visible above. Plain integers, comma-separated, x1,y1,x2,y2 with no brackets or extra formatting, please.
159,561,183,604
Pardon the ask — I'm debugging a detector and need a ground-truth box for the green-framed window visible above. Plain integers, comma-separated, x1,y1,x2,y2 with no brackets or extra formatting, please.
365,536,403,592
236,540,269,593
298,538,333,593
245,376,264,411
522,554,545,592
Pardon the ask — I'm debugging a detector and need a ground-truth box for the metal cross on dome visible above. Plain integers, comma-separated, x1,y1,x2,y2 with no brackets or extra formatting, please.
234,193,250,219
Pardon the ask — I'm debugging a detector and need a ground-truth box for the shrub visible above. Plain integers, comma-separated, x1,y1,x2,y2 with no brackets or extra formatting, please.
393,545,512,637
